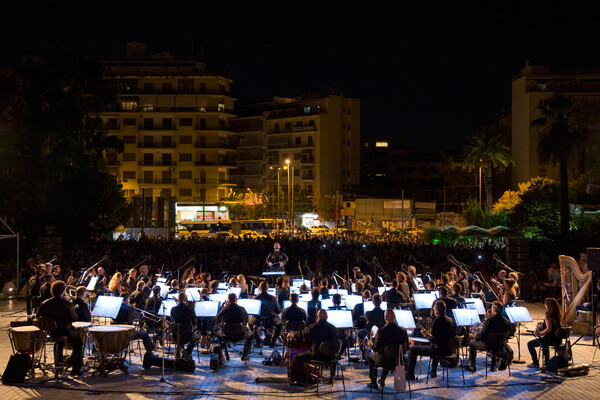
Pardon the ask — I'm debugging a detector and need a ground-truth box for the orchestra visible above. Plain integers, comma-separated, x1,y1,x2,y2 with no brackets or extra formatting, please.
17,249,584,389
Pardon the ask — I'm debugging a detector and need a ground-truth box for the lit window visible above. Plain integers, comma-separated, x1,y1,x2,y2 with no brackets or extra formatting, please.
218,102,225,112
143,104,154,112
120,101,137,111
304,106,310,114
375,141,388,147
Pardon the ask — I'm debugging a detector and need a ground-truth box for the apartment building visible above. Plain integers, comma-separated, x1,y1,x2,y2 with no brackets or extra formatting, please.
512,61,600,188
101,43,236,224
234,91,360,199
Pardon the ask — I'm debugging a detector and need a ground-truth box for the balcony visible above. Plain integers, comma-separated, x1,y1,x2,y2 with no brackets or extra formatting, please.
300,157,314,165
138,160,177,166
194,159,236,167
103,124,121,131
194,142,235,149
193,178,233,185
138,124,177,131
268,142,314,149
137,178,177,185
138,142,176,148
195,124,231,131
269,125,317,134
107,160,120,166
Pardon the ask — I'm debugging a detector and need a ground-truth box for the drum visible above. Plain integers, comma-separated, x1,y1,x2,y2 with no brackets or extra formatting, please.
72,321,92,342
9,325,43,354
409,337,430,344
89,325,134,355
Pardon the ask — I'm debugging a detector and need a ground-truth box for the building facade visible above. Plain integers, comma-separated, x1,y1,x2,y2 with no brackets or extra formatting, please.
511,62,600,188
101,43,236,224
233,91,360,199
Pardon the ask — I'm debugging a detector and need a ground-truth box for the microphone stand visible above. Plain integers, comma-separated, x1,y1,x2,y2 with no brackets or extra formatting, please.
304,260,314,280
156,301,176,388
175,256,195,283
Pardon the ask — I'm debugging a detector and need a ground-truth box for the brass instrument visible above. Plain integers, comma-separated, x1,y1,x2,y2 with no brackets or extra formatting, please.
65,285,78,301
471,322,483,337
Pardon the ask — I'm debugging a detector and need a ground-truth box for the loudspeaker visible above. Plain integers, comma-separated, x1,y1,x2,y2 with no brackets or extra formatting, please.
587,248,600,271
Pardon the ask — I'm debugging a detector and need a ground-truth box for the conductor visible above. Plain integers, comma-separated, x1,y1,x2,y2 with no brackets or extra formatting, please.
266,242,288,271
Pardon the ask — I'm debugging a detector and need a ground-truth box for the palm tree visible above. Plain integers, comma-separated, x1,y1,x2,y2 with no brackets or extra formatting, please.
531,94,590,238
463,133,514,213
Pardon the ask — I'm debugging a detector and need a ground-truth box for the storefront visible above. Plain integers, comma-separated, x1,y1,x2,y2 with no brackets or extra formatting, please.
175,203,229,222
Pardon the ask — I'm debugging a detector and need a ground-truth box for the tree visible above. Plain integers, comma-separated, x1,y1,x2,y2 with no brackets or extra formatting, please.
463,133,513,212
0,47,127,244
532,94,590,238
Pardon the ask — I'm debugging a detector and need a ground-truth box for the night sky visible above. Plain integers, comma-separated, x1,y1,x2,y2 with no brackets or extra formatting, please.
3,1,600,151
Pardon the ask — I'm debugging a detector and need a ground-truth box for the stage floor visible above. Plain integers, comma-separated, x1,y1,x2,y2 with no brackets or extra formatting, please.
0,298,599,399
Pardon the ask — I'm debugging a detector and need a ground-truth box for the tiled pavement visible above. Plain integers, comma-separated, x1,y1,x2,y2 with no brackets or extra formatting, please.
1,298,599,399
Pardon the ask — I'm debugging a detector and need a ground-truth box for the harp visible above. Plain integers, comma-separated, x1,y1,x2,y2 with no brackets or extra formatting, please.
559,255,592,325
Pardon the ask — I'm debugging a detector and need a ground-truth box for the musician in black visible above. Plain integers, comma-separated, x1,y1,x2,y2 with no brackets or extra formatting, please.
319,278,330,299
36,280,84,375
170,292,200,359
329,293,350,357
368,309,409,389
407,300,456,380
95,267,107,294
471,280,485,302
251,281,282,348
114,293,156,354
353,289,371,330
466,301,511,372
396,272,411,300
275,276,290,307
39,274,55,303
216,293,253,360
125,268,138,293
74,286,91,322
145,286,165,341
365,293,386,333
458,270,470,297
282,293,307,330
306,287,321,325
382,279,406,309
450,282,466,307
287,309,339,385
406,265,418,296
265,242,288,271
130,280,148,310
27,266,45,316
436,286,458,319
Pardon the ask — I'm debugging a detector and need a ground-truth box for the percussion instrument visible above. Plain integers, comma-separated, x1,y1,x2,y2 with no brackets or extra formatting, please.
9,325,43,354
72,321,92,343
89,325,134,375
409,337,430,344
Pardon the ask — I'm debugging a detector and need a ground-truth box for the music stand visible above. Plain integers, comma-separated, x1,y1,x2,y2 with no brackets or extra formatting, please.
237,299,262,316
464,298,486,315
363,301,388,312
452,309,481,327
86,276,98,291
92,296,123,319
413,277,425,291
282,300,308,314
413,293,437,310
157,300,177,317
394,309,416,329
154,301,176,388
343,295,363,310
505,306,533,363
194,301,220,318
185,288,202,302
327,310,353,329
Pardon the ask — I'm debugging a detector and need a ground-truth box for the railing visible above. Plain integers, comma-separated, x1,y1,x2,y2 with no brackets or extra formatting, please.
194,160,237,167
137,160,177,166
107,160,120,166
137,178,177,184
138,142,176,148
194,142,235,149
268,142,315,149
270,125,316,134
138,124,176,130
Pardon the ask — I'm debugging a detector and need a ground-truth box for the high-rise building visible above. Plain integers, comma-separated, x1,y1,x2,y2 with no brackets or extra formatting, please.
234,91,360,199
511,62,600,188
101,43,236,225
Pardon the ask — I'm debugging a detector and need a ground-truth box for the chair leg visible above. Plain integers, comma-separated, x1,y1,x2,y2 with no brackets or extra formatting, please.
340,364,345,392
426,358,431,384
485,354,488,378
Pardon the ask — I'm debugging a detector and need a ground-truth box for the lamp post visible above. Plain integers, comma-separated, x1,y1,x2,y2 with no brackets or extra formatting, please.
285,159,292,229
269,167,282,234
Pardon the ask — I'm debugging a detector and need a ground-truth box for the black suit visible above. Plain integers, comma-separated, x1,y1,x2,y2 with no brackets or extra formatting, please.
216,302,253,356
468,313,511,369
130,289,148,311
251,291,282,347
73,297,91,322
171,303,198,354
115,303,155,353
290,319,339,381
37,296,83,372
382,288,405,308
365,307,386,333
408,315,456,376
352,303,366,329
369,322,409,381
282,304,307,325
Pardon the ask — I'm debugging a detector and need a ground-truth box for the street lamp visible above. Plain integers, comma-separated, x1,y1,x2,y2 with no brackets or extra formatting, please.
285,159,294,230
269,166,282,233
